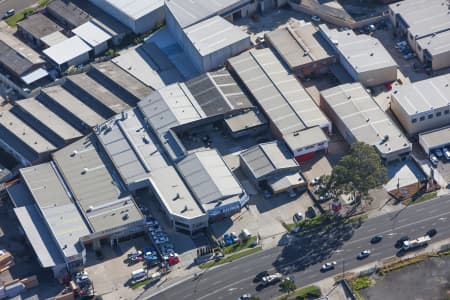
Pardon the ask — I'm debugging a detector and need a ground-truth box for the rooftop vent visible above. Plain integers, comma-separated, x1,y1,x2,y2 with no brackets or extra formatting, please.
81,168,88,175
173,193,180,201
86,205,94,212
293,132,299,136
71,150,78,157
370,53,374,56
122,213,129,220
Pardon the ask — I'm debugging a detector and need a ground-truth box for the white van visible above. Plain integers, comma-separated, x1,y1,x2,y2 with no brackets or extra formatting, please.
131,268,147,284
241,229,252,240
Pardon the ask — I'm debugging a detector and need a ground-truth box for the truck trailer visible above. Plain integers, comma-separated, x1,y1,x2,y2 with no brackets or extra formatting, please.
402,235,430,251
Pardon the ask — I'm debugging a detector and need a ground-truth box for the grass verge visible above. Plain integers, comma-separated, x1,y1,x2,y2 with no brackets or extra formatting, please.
199,246,262,269
283,214,329,232
223,236,257,255
5,8,36,26
378,254,434,275
349,276,372,290
344,213,369,224
130,278,157,289
404,192,437,206
276,285,321,300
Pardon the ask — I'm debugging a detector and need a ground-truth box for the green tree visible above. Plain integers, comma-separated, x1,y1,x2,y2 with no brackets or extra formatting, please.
330,142,388,195
280,279,297,295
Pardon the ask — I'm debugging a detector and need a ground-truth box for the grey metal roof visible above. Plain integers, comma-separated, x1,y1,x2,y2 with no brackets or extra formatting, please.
0,31,45,65
416,30,450,56
0,110,56,157
39,85,105,128
319,24,397,74
228,49,330,134
224,110,266,133
391,73,450,116
43,36,91,65
266,21,334,70
15,98,83,143
65,73,130,115
96,108,168,188
0,40,34,76
419,126,450,150
47,0,90,28
183,16,250,57
17,13,63,39
41,31,68,47
321,83,411,157
14,206,65,268
283,126,328,153
91,0,163,21
149,166,205,219
389,0,450,39
52,135,142,232
240,141,298,180
185,69,253,117
166,0,242,29
177,150,243,205
20,163,90,259
90,61,153,101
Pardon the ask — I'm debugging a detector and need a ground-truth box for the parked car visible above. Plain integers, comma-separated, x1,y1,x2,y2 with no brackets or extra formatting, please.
320,261,337,272
426,228,437,237
319,193,332,202
167,255,180,266
430,154,439,166
293,212,303,222
394,41,407,48
306,206,316,218
3,9,15,19
370,235,383,244
443,148,450,160
310,177,321,186
357,250,371,259
238,294,252,300
403,52,417,60
311,15,321,22
435,149,443,158
230,232,239,243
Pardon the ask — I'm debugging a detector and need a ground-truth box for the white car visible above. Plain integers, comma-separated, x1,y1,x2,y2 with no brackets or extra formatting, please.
261,272,282,285
293,212,303,222
429,154,439,166
311,15,321,22
321,261,336,272
357,250,371,259
443,147,450,160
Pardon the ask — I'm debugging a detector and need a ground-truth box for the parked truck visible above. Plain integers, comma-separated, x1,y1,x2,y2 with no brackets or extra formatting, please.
402,235,430,251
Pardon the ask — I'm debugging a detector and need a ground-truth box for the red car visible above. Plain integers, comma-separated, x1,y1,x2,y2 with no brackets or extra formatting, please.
385,82,393,90
167,256,180,266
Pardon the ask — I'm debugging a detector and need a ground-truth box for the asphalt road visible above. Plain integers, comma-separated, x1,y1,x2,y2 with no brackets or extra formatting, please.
0,0,37,16
148,196,450,300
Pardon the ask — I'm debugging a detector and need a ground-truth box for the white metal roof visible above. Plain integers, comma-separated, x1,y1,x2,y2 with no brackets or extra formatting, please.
419,126,450,150
93,0,163,20
43,36,91,65
391,73,450,116
21,68,49,85
183,16,250,57
72,21,111,47
321,83,411,157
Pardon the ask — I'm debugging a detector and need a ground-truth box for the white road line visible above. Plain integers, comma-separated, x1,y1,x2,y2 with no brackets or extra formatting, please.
415,207,425,212
367,228,377,232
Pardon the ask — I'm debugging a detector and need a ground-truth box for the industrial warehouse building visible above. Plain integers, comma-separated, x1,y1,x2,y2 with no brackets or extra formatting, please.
319,24,398,87
17,13,63,48
419,126,450,156
265,21,336,78
46,0,90,29
72,21,112,56
390,74,450,136
240,141,305,194
320,82,411,162
228,48,331,162
177,150,249,221
43,36,92,72
88,0,164,34
388,0,450,71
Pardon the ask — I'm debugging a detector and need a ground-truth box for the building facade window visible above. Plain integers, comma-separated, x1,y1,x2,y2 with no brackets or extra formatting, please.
436,112,442,117
411,118,417,123
445,110,450,115
419,116,425,121
427,114,433,119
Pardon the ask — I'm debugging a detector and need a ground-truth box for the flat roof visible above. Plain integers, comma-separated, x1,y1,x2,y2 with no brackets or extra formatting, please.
53,135,142,232
0,110,56,156
321,83,411,157
283,126,328,151
65,73,130,114
47,0,90,28
14,206,65,268
0,31,45,65
21,68,49,85
419,126,450,150
96,108,168,187
319,24,397,74
240,141,298,180
391,73,450,116
91,61,153,100
266,21,334,69
149,166,205,219
17,13,63,39
389,0,450,39
416,30,450,56
20,163,90,259
72,21,111,47
40,85,105,128
183,16,250,57
41,31,68,47
94,0,163,20
177,150,242,205
43,36,91,65
0,40,34,76
16,98,82,142
228,49,330,134
185,69,253,117
166,0,241,29
224,110,266,133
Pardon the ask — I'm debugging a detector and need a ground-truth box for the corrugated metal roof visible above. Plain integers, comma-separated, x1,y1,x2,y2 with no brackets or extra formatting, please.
43,36,91,65
92,0,163,20
72,21,111,47
177,150,242,205
17,13,63,39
